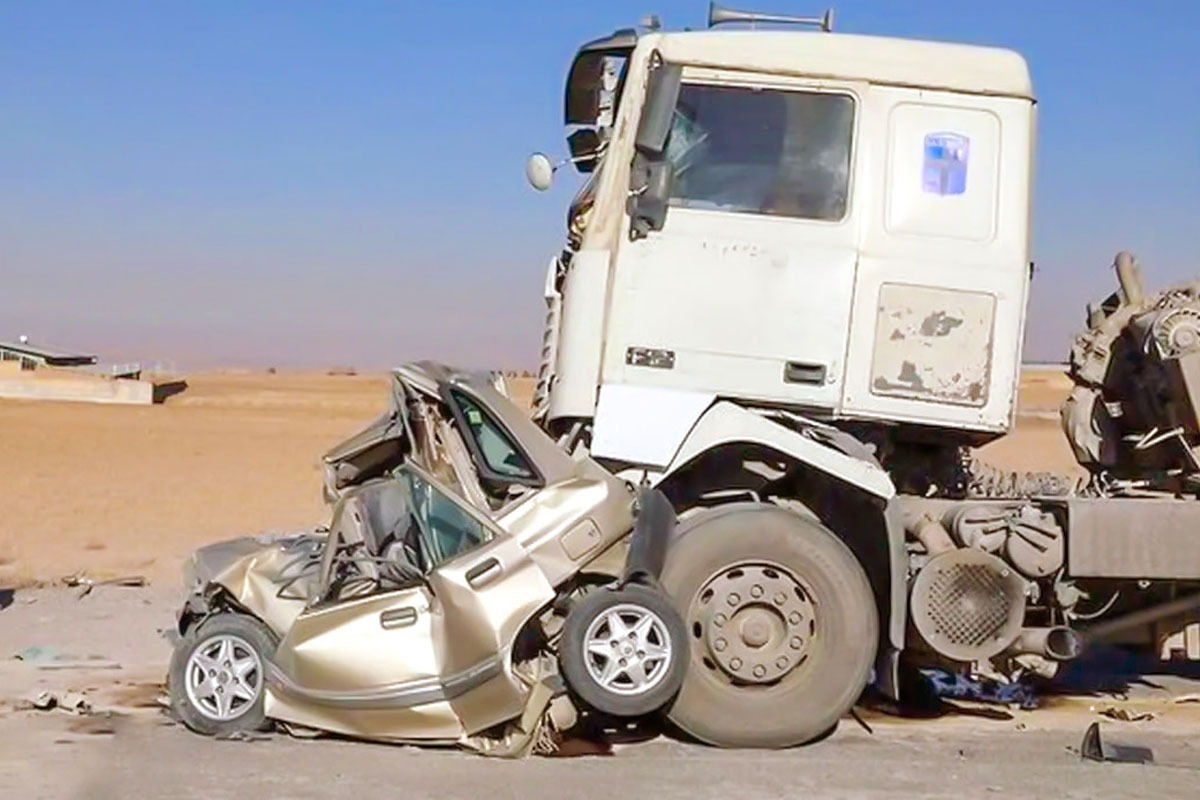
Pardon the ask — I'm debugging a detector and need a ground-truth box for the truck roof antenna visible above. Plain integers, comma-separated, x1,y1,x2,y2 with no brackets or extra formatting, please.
707,2,834,31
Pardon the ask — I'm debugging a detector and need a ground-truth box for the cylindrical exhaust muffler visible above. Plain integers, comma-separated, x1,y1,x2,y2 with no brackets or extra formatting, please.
1007,626,1084,661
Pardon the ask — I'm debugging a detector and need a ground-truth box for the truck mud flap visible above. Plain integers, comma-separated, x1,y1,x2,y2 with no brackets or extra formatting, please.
620,487,676,587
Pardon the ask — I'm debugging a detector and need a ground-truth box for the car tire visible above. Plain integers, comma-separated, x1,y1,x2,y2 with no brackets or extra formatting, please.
661,504,878,748
559,584,688,717
168,612,277,736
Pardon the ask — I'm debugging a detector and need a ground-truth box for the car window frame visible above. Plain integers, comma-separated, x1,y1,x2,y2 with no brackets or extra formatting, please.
397,460,508,572
313,460,514,606
441,386,545,491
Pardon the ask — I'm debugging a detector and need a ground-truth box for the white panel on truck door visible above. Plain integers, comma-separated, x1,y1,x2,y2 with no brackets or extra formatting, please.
885,104,1001,243
841,85,1034,435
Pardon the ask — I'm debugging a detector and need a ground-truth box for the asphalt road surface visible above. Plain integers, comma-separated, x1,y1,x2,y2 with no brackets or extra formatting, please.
3,586,1199,799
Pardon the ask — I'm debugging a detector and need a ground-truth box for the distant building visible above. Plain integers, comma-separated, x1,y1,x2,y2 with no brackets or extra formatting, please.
0,339,97,371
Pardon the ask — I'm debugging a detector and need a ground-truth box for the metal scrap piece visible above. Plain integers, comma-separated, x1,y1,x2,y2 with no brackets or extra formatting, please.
17,690,93,715
1079,721,1155,764
1092,704,1156,722
63,572,147,598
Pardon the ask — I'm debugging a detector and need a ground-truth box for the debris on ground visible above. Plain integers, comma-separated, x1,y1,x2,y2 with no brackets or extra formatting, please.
849,707,874,734
214,730,273,742
66,715,121,736
13,645,121,670
1091,704,1156,722
17,690,93,715
921,668,1039,710
62,572,147,598
1173,693,1200,704
1078,721,1155,764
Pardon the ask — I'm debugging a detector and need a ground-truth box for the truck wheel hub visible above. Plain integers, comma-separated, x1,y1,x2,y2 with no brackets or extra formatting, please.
692,563,816,684
739,611,774,648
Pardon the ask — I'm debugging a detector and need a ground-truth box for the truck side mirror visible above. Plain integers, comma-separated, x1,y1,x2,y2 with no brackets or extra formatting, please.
634,61,682,156
628,59,681,239
525,153,556,192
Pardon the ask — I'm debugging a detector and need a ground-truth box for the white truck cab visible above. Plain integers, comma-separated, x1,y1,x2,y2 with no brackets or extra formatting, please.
525,10,1200,751
531,17,1036,471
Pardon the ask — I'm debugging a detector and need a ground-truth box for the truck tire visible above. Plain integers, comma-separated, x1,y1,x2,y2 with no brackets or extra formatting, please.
168,612,277,736
559,584,688,717
661,504,877,748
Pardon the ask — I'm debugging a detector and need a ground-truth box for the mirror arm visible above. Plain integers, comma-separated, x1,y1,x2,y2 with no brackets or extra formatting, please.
627,153,672,241
567,149,602,166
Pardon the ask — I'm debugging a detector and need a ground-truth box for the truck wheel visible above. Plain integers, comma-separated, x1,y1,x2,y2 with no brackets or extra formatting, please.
168,612,277,736
661,504,877,748
559,584,688,717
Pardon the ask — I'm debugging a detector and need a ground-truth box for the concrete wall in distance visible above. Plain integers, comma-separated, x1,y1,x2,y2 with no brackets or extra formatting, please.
0,363,154,405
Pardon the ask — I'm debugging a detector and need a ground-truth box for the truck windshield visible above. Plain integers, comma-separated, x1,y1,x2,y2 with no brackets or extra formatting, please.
665,84,854,222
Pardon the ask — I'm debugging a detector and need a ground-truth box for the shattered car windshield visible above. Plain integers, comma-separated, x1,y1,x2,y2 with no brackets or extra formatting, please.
665,84,854,222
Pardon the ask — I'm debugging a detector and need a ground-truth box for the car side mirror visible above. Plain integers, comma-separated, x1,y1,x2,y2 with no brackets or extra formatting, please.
634,61,681,157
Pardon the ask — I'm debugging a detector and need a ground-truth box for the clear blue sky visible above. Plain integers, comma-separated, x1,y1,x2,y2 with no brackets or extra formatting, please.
2,1,1196,369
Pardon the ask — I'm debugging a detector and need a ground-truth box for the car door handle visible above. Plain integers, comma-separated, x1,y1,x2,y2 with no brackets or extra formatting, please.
380,607,418,630
465,557,502,589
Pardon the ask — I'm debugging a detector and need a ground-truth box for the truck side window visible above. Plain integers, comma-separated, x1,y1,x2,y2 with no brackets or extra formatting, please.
665,84,854,222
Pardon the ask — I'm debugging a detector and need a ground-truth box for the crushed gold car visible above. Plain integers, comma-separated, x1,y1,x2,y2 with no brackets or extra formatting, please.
166,362,686,755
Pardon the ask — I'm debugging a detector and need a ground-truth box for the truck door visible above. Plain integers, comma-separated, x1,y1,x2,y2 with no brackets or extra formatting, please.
840,86,1034,433
603,73,864,412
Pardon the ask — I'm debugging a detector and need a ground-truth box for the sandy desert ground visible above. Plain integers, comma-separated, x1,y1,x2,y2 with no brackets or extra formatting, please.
0,366,1071,587
0,371,438,585
0,369,1070,587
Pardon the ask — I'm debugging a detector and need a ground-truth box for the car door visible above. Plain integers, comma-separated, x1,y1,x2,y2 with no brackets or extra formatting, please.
406,464,556,734
267,582,457,741
267,464,553,741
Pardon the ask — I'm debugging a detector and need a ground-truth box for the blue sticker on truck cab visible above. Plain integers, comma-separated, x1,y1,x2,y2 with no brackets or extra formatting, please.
923,133,969,196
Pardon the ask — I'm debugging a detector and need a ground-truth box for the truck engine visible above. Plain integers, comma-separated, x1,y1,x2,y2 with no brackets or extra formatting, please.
899,253,1200,678
1065,252,1200,495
